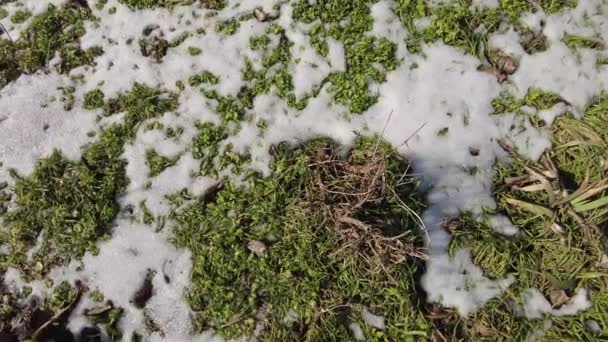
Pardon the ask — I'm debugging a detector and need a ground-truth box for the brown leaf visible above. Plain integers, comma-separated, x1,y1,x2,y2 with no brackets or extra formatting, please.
549,288,570,307
254,7,267,22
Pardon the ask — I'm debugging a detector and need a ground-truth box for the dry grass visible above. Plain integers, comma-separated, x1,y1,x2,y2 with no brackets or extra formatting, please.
306,142,427,277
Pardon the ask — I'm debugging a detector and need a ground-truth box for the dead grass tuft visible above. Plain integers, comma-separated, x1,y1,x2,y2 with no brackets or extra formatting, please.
306,143,427,275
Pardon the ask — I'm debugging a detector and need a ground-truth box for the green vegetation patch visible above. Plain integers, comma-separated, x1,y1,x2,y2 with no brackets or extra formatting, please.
0,4,102,89
83,88,106,110
444,95,608,340
563,34,605,50
119,0,225,10
104,83,179,137
395,0,576,57
491,88,566,126
173,136,429,339
10,9,31,24
0,82,177,277
0,125,128,278
145,149,178,177
189,70,219,86
292,0,399,113
119,0,193,9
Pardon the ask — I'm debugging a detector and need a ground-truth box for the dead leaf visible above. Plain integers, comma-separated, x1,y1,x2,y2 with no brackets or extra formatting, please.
254,7,267,22
549,288,570,307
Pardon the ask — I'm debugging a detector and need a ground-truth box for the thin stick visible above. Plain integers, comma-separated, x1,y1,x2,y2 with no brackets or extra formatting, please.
0,23,13,42
373,110,394,157
400,122,427,148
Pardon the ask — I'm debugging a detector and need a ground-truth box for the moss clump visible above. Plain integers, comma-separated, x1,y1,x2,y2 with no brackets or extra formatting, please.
10,9,31,24
145,149,177,177
83,89,105,110
188,46,202,56
118,0,193,9
189,70,219,86
446,95,608,340
104,83,179,137
0,4,101,89
0,125,129,277
173,136,428,339
215,19,240,35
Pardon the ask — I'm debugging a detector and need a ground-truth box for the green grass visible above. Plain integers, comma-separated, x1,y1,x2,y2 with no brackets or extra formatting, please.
104,83,179,137
119,0,224,10
0,4,102,89
145,149,178,177
10,9,31,24
189,70,219,86
0,125,128,278
0,83,178,278
173,136,429,339
292,0,399,113
83,89,106,110
491,88,566,126
445,94,608,340
563,34,605,50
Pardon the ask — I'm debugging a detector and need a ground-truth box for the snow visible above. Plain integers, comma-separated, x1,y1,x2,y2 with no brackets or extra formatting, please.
1,0,607,338
348,322,365,341
362,307,386,330
52,221,197,340
0,73,98,182
516,288,591,319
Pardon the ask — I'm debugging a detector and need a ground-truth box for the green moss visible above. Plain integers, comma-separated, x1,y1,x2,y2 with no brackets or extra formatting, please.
0,4,100,89
105,83,179,137
118,0,193,9
95,0,108,10
83,89,105,110
292,0,399,113
189,70,219,86
173,136,428,339
145,149,177,177
0,8,8,19
0,125,129,277
201,89,245,122
215,19,240,35
201,0,225,10
10,9,31,24
249,35,271,50
188,46,202,56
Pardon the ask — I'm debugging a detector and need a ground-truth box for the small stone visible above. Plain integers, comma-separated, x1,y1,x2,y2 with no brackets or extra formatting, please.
469,147,480,156
247,240,267,257
254,7,267,22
